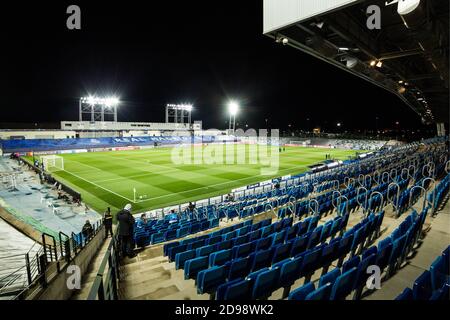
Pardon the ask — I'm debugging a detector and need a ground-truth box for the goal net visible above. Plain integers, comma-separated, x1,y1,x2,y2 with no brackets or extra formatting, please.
40,155,64,172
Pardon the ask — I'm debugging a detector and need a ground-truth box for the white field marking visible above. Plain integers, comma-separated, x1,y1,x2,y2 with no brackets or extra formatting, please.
129,164,310,203
59,169,135,203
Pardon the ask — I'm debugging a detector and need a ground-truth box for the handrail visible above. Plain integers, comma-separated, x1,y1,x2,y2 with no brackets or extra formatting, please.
356,186,368,213
368,191,384,215
387,182,400,217
408,185,427,210
337,195,349,216
308,199,319,217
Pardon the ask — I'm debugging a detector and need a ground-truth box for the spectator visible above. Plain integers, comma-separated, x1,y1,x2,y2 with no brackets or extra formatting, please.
138,213,148,229
103,207,113,239
188,202,195,212
82,220,93,240
117,203,136,258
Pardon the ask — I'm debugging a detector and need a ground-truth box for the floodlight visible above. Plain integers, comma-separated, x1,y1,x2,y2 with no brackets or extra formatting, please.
370,60,377,67
228,101,239,116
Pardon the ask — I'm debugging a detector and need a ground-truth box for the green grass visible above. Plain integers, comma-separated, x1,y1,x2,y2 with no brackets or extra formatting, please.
27,145,360,214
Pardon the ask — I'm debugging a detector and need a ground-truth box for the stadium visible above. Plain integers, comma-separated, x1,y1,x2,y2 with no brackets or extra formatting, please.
0,0,449,306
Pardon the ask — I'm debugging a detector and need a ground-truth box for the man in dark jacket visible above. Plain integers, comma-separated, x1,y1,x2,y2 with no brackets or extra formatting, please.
82,220,93,240
117,203,136,258
103,207,113,239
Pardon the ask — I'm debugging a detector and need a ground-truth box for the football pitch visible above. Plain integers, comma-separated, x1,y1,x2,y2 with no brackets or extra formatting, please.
29,145,361,214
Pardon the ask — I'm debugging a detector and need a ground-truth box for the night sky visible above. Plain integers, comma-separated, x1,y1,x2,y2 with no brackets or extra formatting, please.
1,1,431,132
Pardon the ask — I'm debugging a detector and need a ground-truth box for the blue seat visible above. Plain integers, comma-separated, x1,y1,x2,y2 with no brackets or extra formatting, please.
300,247,322,281
362,245,377,260
330,267,358,300
288,282,315,300
395,287,413,300
376,239,393,272
352,253,377,300
188,239,206,250
251,248,274,271
184,256,209,280
232,242,252,259
290,234,309,257
388,233,408,274
297,220,309,236
190,223,201,234
164,229,177,241
320,239,340,273
224,278,253,300
278,256,303,295
222,231,237,241
177,226,190,238
284,226,297,242
429,255,449,291
216,278,243,300
196,244,216,257
209,249,233,267
429,283,449,300
330,217,343,238
151,232,165,244
319,268,341,287
228,257,252,280
197,265,228,295
232,234,248,246
337,233,354,265
305,283,332,300
307,225,323,249
248,230,262,242
163,242,179,257
261,225,273,237
342,255,360,273
256,237,272,251
412,270,433,300
308,216,319,232
217,240,233,251
175,249,196,269
320,221,333,243
272,242,291,263
207,235,222,246
272,230,286,246
252,268,280,299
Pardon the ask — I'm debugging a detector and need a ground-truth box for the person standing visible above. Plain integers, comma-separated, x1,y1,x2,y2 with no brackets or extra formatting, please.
117,204,136,258
103,207,113,239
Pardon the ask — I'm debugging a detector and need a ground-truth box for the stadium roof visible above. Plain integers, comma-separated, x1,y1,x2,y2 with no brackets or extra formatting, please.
264,0,449,124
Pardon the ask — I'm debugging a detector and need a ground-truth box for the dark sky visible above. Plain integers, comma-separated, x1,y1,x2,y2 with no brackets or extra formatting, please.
0,0,431,132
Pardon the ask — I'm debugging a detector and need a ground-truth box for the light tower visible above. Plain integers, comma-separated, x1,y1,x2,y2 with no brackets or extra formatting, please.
165,104,193,125
79,96,120,122
228,101,239,132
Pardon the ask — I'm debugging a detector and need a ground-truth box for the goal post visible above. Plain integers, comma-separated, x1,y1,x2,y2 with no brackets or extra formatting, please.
40,155,64,172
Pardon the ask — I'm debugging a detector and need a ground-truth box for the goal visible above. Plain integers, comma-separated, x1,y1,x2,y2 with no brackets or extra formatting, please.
40,155,64,172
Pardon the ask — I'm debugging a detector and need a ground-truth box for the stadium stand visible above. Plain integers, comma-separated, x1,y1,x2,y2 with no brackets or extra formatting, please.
111,136,448,300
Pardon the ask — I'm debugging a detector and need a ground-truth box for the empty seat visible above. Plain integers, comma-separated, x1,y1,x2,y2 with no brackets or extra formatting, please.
207,235,222,246
175,249,196,269
233,242,252,259
252,268,280,299
197,265,228,295
151,232,165,244
164,229,177,241
319,268,341,287
184,256,209,280
248,230,262,242
233,234,249,246
196,244,216,257
395,287,413,300
412,270,433,300
305,283,332,300
271,230,286,246
342,255,360,273
291,234,309,257
272,242,291,264
224,278,253,300
300,247,322,281
228,256,252,280
307,225,323,249
278,256,303,298
177,226,190,238
288,282,315,300
429,255,449,291
251,248,274,271
163,242,179,257
330,267,358,300
168,244,187,262
217,240,233,251
209,249,233,267
256,237,272,251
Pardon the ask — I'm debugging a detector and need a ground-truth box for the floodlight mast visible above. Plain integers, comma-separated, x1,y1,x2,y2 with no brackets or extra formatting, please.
79,96,120,122
165,104,193,125
228,101,239,132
